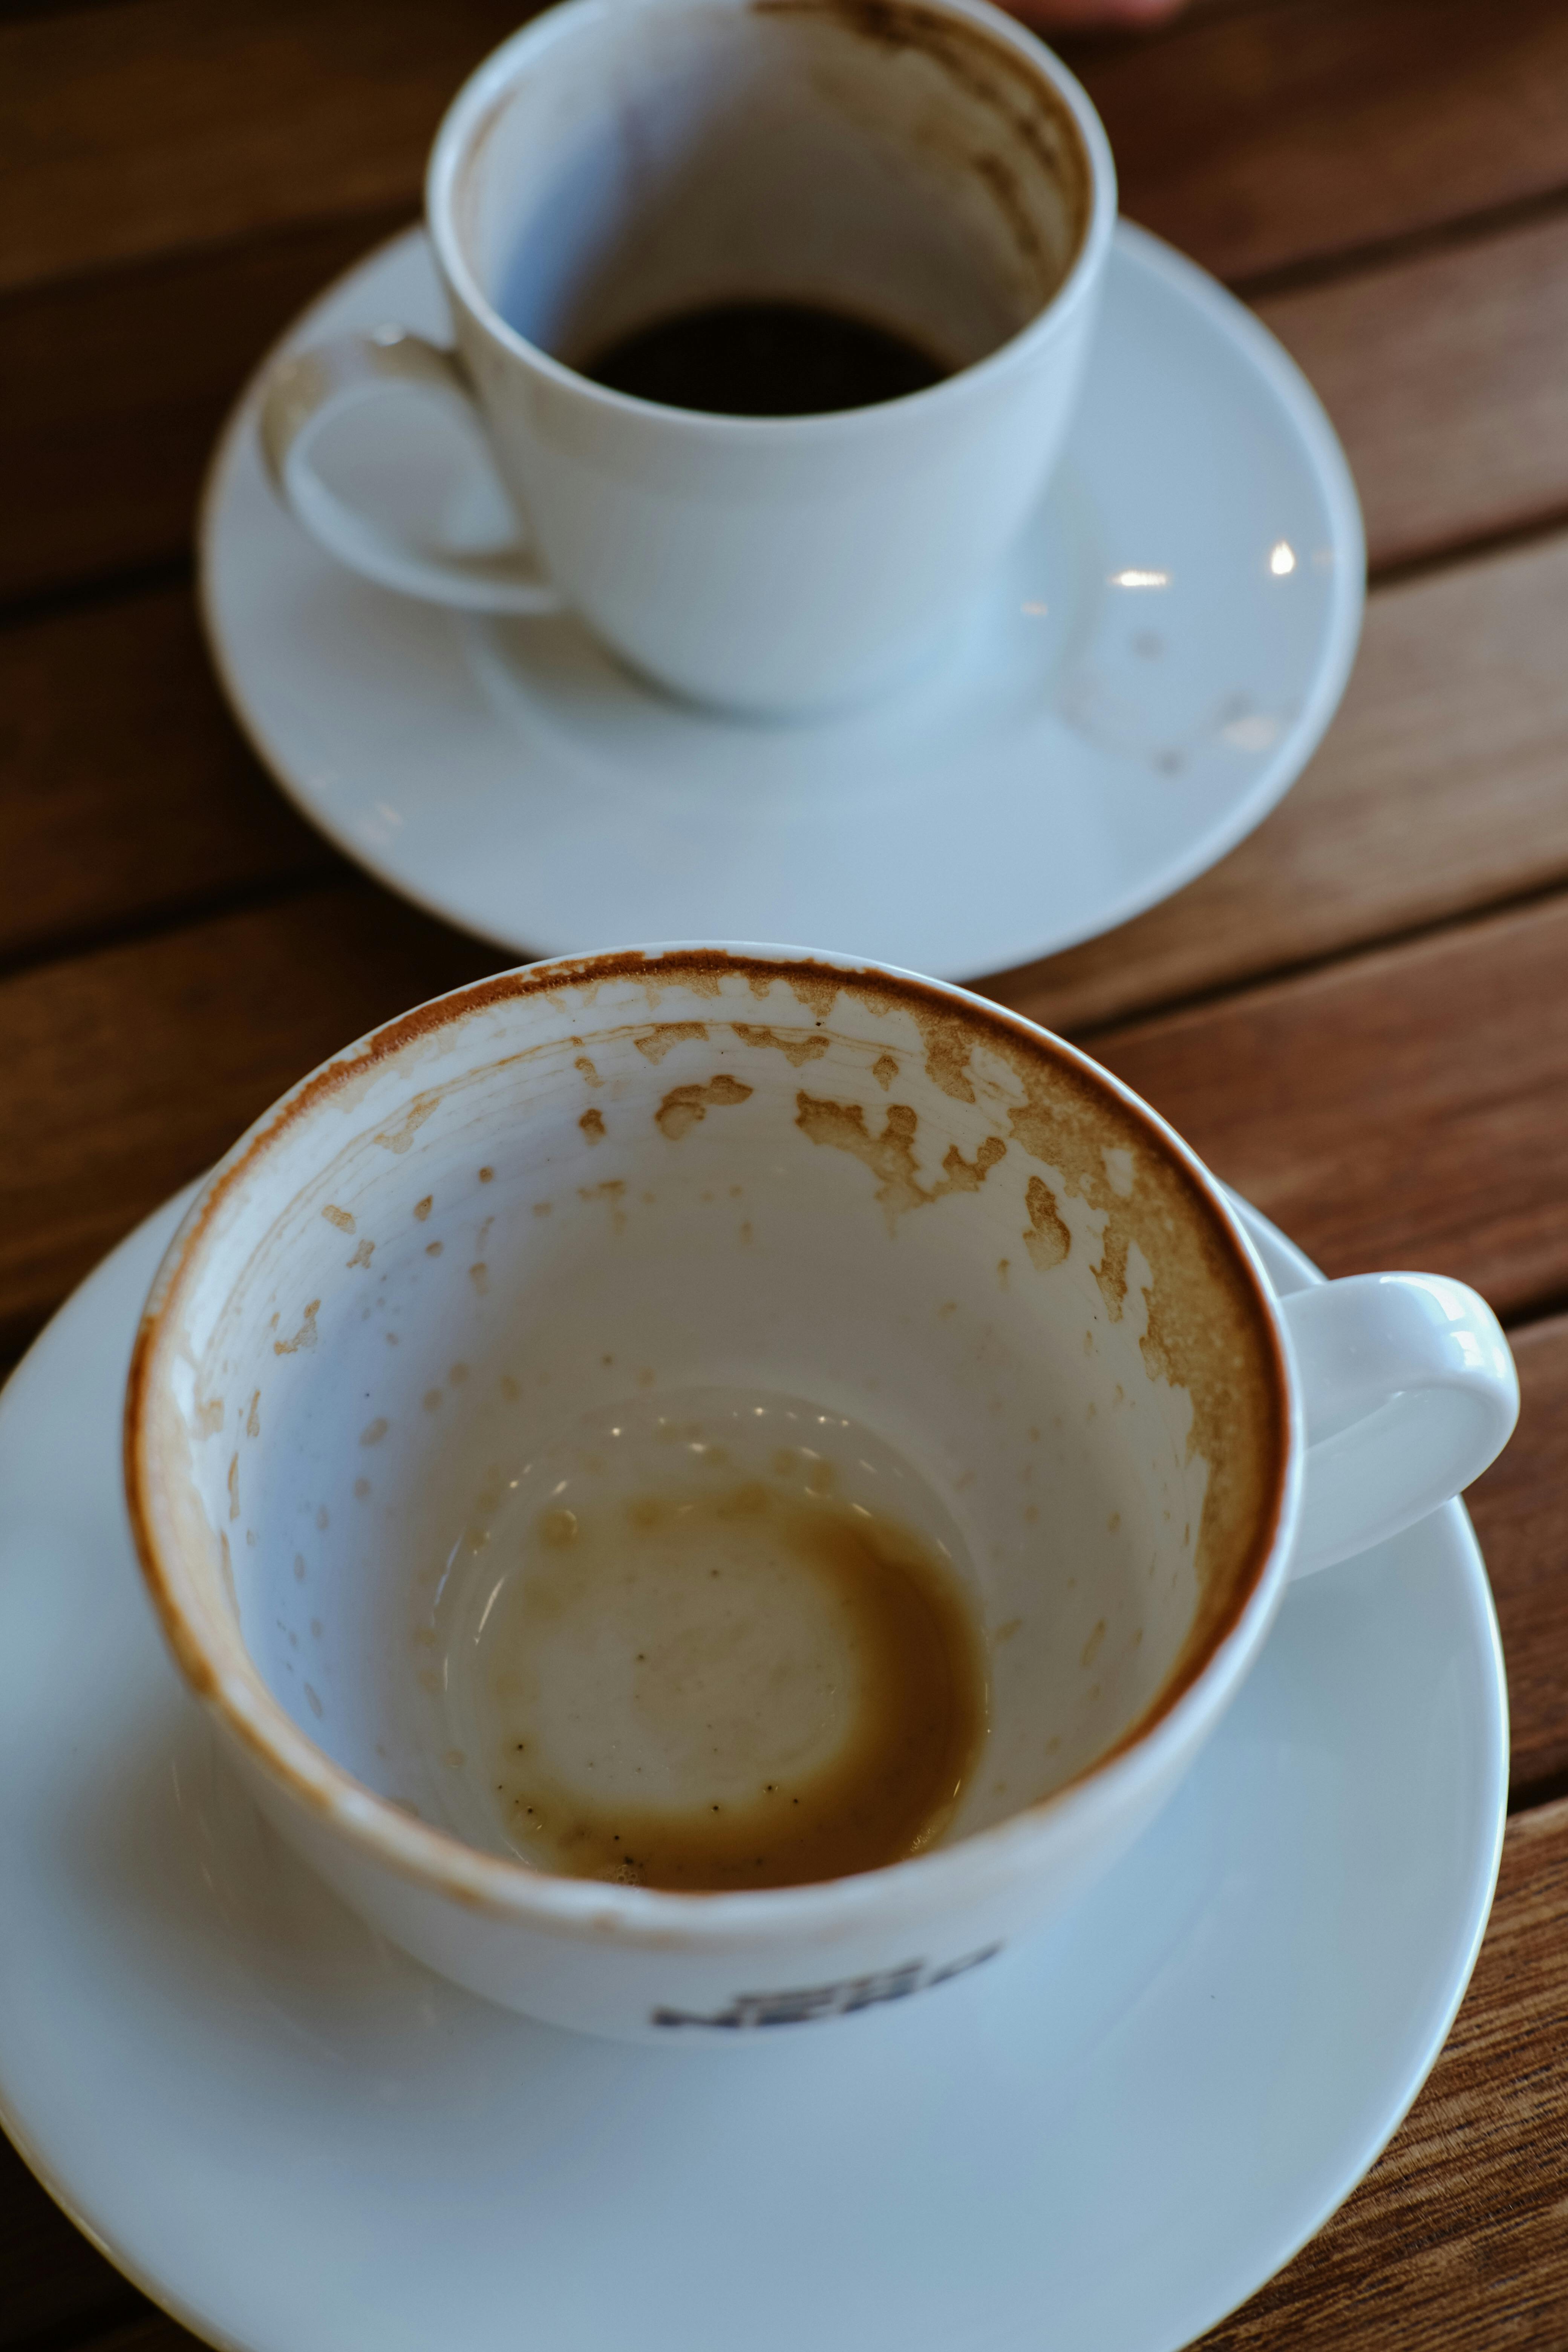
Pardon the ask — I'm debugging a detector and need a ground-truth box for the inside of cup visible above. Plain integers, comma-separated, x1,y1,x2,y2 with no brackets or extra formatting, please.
450,0,1092,380
139,955,1287,1885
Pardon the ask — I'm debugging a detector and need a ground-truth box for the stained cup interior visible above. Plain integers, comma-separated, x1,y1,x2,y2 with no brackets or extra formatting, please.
444,0,1093,383
131,954,1287,1886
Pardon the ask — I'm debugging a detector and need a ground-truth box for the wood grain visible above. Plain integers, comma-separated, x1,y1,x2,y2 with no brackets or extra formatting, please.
1199,1799,1568,2349
0,884,491,1360
8,514,1568,1033
8,1801,1566,2352
1057,892,1568,1321
1465,1314,1568,1805
10,3,1568,599
992,528,1568,1032
1074,0,1568,288
0,0,527,297
0,585,337,965
0,206,415,605
9,0,1568,304
1256,209,1568,573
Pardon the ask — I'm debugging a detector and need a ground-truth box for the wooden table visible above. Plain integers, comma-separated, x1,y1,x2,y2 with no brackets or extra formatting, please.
4,3,1568,2344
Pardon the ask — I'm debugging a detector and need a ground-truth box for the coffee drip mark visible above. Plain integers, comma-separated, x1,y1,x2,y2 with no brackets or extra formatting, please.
730,1022,831,1069
633,1023,709,1064
273,1299,320,1356
1022,1175,1070,1272
872,1054,900,1090
372,1093,439,1156
655,1075,753,1140
579,1108,606,1145
794,1092,1007,1228
651,1945,1002,2029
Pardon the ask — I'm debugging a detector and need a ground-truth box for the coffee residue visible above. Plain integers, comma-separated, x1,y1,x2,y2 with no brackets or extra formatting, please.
484,1479,984,1891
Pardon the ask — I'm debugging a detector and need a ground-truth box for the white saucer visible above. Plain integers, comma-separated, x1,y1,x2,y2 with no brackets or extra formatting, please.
201,226,1363,980
0,1190,1501,2352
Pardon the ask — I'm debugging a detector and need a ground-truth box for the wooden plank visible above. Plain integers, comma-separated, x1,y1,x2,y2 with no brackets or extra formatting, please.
0,849,1564,1353
10,1802,1568,2352
1199,1798,1568,2349
1073,0,1568,287
8,516,1568,1023
0,206,413,605
1466,1314,1568,1805
1257,209,1568,573
9,11,1568,597
8,0,1568,304
0,0,528,298
1043,892,1568,1321
0,585,337,965
0,883,493,1360
995,528,1568,1032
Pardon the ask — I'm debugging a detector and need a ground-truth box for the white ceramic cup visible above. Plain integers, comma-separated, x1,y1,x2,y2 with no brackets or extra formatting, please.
126,947,1516,2041
256,0,1115,716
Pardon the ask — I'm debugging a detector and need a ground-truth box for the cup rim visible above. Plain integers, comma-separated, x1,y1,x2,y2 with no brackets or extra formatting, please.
125,944,1298,1944
423,0,1118,436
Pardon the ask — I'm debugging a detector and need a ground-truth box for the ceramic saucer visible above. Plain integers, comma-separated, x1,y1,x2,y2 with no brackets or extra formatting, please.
201,225,1363,980
0,1189,1501,2352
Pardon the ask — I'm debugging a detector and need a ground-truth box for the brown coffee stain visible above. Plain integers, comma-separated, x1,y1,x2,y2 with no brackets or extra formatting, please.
490,1480,985,1892
746,973,774,1000
1022,1174,1070,1272
795,1094,1006,1227
227,1454,239,1521
347,1237,375,1270
246,1390,260,1439
938,1135,1007,1194
374,1094,439,1155
574,1057,601,1086
731,1022,831,1068
788,972,840,1018
426,1240,443,1259
872,1053,900,1090
273,1300,320,1356
634,1023,709,1064
194,1394,223,1438
1094,1223,1129,1318
360,1418,389,1448
655,1075,754,1140
1081,1619,1106,1670
753,0,1090,282
579,1107,606,1144
796,1096,927,1219
479,1165,495,1183
320,1204,355,1234
579,1180,628,1234
470,1263,489,1297
413,1195,433,1223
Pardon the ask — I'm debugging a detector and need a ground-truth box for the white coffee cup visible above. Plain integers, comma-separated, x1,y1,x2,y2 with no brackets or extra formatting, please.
126,946,1516,2041
256,0,1115,716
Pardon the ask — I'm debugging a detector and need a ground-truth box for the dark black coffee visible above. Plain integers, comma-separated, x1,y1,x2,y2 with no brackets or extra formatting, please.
581,299,950,418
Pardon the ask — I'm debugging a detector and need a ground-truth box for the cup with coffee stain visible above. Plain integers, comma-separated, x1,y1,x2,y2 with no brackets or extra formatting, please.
257,0,1115,715
126,946,1516,2040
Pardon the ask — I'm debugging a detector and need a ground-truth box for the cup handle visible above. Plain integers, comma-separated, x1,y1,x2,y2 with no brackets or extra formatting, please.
257,326,564,614
1279,1272,1518,1578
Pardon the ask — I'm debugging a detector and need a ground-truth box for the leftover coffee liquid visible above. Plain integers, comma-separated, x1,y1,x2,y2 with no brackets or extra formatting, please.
582,299,951,417
426,1388,985,1890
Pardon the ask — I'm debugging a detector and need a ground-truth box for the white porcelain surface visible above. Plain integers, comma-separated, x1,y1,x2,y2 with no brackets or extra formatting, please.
202,222,1363,980
123,948,1512,2040
0,1188,1505,2351
261,0,1117,714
